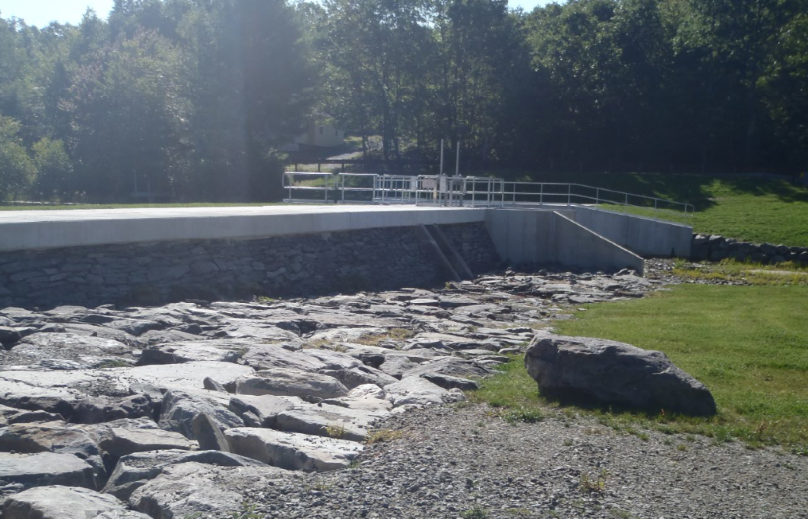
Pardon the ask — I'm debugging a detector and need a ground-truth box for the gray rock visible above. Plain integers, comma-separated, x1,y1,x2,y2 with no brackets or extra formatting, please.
103,449,264,500
192,413,230,452
319,365,398,390
402,356,492,380
384,377,463,407
129,461,290,519
0,452,97,490
159,390,244,440
72,395,153,424
275,401,389,442
4,333,132,371
94,511,153,519
137,340,245,365
378,355,419,379
0,422,106,482
228,394,300,428
224,428,363,471
2,486,129,519
421,372,479,391
97,424,195,458
203,377,227,393
241,345,327,372
234,368,349,400
525,333,717,416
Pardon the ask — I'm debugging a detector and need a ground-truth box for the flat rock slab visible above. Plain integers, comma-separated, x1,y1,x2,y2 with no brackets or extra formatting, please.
129,461,292,518
104,449,267,501
225,428,363,471
2,485,131,519
98,426,196,457
2,333,133,371
234,368,349,400
0,452,97,490
385,377,464,407
525,333,717,416
137,340,246,365
276,401,389,441
228,394,301,428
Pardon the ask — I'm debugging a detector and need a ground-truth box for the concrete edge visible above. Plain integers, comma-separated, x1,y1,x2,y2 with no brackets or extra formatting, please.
552,211,646,275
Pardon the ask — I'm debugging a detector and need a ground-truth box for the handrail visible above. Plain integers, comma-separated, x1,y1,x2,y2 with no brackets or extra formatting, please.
281,172,694,221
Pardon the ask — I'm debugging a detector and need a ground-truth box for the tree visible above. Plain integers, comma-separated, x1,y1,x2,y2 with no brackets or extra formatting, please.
32,137,73,200
0,115,36,200
67,30,189,201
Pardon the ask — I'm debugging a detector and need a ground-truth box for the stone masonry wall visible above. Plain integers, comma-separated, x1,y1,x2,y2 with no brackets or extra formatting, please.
439,222,501,273
691,234,808,264
0,223,495,310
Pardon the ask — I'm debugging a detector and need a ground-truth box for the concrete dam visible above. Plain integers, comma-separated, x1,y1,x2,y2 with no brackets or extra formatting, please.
0,202,691,309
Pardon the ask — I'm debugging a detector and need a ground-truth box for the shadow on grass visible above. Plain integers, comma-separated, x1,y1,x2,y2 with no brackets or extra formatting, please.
507,171,808,212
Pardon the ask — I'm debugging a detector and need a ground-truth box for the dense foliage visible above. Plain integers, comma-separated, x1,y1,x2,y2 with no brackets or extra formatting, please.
0,0,806,202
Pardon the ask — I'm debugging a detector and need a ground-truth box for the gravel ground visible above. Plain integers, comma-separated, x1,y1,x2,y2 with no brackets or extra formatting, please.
240,404,808,519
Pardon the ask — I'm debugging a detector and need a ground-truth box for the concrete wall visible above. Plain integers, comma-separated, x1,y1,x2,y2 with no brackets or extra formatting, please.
571,206,692,258
484,209,644,274
0,206,487,253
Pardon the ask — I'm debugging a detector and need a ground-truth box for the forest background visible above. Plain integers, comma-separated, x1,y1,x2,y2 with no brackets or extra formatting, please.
0,0,806,203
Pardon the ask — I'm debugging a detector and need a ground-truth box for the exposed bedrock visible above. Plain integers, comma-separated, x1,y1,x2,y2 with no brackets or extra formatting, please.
0,268,659,517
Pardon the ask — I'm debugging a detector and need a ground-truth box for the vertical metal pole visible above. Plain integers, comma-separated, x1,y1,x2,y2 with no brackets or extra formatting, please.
596,188,600,206
455,140,460,177
654,198,658,220
540,183,544,205
341,175,345,203
471,178,475,206
567,184,571,206
513,183,516,205
438,141,443,177
625,193,628,206
325,175,329,202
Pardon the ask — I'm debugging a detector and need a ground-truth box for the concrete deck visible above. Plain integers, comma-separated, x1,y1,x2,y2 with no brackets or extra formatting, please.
0,205,487,252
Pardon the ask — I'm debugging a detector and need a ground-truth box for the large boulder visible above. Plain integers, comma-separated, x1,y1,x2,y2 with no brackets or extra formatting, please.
2,486,133,519
524,333,717,416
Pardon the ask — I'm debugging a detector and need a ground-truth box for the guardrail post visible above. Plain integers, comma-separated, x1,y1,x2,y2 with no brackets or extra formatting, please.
567,184,571,206
540,183,544,205
596,188,600,206
341,174,345,203
654,198,658,220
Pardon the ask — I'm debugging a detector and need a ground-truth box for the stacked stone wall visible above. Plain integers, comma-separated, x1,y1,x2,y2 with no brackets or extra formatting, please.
439,222,501,273
0,223,496,309
691,234,808,264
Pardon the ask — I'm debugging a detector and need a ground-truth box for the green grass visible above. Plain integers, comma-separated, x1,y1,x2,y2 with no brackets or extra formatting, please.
519,172,808,246
472,284,808,451
673,259,808,286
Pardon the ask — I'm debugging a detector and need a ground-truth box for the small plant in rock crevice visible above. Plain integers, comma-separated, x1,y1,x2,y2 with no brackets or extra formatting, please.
460,507,489,519
580,469,609,494
323,422,347,439
365,428,404,444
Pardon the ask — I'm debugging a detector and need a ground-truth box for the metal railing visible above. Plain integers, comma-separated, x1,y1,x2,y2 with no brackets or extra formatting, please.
282,172,694,222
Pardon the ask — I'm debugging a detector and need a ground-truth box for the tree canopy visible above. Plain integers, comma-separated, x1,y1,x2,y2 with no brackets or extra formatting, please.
0,0,805,202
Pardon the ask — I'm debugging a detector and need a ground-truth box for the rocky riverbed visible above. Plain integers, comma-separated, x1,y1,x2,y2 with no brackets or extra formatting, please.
0,264,805,518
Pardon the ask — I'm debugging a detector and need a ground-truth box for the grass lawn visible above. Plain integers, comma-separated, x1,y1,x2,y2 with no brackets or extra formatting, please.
471,284,808,452
520,172,808,246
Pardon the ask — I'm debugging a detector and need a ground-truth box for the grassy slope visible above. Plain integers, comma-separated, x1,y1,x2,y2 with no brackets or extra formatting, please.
473,284,808,450
520,172,808,246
